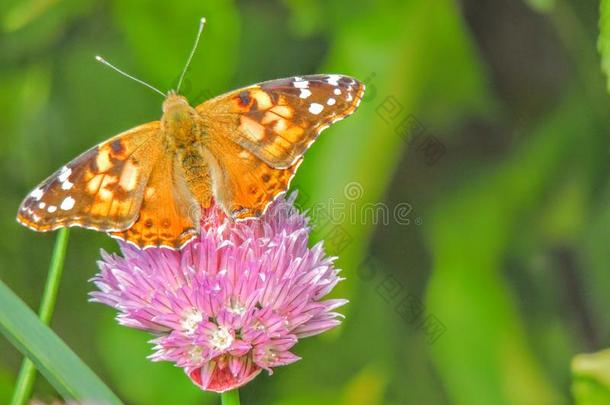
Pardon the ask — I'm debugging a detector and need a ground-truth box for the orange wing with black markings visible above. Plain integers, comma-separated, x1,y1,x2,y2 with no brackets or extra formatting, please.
201,134,302,219
195,74,365,219
17,122,160,233
110,154,205,249
197,74,365,169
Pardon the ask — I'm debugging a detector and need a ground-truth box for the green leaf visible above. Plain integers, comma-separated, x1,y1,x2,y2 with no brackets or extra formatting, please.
599,0,610,92
572,349,610,405
0,280,122,404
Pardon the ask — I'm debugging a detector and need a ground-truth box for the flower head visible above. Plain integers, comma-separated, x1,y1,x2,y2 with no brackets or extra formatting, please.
90,194,346,392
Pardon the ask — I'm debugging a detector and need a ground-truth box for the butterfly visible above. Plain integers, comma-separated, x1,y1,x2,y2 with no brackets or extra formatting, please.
16,20,365,250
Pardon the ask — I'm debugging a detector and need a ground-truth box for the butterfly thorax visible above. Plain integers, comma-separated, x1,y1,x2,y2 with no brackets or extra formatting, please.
161,93,204,150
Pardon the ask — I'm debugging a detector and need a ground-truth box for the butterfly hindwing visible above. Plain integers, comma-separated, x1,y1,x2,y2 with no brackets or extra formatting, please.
17,122,160,233
197,74,365,169
110,153,209,249
202,134,302,219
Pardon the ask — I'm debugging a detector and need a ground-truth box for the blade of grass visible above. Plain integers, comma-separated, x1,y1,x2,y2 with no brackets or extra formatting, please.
0,230,122,404
11,228,70,405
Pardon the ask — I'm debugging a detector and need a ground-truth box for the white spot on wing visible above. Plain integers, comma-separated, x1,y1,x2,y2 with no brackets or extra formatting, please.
327,98,336,106
61,180,74,190
47,205,57,213
299,88,312,99
58,166,71,182
334,88,341,95
31,188,43,200
60,196,75,211
309,103,324,115
327,75,341,85
293,80,309,89
38,202,46,209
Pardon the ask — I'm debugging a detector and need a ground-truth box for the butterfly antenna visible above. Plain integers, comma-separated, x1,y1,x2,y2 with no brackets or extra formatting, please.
95,55,165,97
176,17,206,93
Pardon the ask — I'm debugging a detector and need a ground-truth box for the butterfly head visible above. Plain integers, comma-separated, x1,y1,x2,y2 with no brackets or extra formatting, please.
161,92,201,143
163,91,190,112
162,92,194,122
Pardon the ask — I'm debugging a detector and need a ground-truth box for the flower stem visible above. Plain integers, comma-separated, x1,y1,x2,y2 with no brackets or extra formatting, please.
221,389,240,405
10,228,70,405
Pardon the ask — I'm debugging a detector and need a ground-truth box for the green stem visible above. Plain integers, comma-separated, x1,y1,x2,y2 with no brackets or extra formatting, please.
11,228,70,405
221,389,240,405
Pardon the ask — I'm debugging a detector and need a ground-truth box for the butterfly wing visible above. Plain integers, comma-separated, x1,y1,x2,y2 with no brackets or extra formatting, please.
17,122,161,233
201,135,302,219
109,153,206,249
196,74,365,169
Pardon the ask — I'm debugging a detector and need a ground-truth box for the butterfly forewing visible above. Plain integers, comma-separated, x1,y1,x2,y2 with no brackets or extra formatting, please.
17,122,160,233
197,74,365,169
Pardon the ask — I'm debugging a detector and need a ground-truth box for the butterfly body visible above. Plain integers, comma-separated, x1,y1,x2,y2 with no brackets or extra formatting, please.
17,75,365,249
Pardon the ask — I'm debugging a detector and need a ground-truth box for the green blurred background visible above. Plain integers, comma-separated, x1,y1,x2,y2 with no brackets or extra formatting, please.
2,0,610,403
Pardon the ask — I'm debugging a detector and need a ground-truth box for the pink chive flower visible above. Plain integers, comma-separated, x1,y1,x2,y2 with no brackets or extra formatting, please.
90,194,347,393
